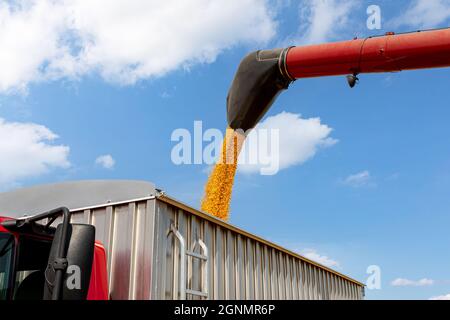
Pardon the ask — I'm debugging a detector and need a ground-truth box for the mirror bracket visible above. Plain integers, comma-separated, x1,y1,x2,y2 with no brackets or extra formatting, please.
52,258,69,270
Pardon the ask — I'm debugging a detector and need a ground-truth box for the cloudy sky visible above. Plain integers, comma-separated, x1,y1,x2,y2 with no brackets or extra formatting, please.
1,0,450,300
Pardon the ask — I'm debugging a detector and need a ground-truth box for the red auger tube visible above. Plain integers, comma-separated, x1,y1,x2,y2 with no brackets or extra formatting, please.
286,28,450,79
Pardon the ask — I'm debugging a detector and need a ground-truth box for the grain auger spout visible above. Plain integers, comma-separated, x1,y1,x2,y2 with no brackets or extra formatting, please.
227,28,450,131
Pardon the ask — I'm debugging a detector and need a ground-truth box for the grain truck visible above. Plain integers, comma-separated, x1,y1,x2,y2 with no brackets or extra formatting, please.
1,28,450,300
0,180,365,300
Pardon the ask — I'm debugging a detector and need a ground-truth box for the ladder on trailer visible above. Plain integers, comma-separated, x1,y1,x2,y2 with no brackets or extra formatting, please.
168,223,209,299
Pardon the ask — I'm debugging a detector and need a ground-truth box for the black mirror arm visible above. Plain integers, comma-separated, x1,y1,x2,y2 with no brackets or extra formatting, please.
1,207,72,300
25,207,71,300
47,208,71,300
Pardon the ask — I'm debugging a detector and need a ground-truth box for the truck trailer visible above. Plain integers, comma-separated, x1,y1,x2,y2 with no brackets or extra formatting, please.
0,180,364,300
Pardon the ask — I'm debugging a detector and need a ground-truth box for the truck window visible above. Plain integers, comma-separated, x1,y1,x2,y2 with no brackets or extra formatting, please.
0,233,14,300
13,236,52,300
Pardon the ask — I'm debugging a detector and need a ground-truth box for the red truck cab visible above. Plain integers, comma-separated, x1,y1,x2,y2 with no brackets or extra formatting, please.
0,213,108,300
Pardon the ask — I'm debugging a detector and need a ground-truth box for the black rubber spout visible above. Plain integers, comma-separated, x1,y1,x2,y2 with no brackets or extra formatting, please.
226,48,293,132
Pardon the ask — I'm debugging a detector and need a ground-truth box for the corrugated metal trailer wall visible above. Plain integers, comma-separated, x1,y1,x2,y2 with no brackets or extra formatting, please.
68,194,364,300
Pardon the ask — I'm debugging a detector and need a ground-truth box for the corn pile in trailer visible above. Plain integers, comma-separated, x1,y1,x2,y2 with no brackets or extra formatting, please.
0,180,365,300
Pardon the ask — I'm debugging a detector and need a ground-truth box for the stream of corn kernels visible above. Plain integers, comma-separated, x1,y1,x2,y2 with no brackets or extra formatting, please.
201,128,245,221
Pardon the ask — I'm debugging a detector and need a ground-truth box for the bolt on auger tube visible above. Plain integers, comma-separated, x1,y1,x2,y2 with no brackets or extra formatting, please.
227,28,450,131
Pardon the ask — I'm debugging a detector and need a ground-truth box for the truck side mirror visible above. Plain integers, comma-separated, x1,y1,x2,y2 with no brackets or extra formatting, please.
44,223,95,300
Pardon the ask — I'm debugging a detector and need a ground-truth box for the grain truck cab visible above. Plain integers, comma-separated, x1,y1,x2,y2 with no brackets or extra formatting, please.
0,180,155,300
0,211,108,300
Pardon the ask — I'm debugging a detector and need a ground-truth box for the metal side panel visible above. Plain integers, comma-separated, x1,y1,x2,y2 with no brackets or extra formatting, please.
279,254,286,300
245,238,255,300
155,201,176,299
129,200,155,299
254,242,262,300
70,198,157,300
214,226,225,299
177,208,188,299
66,195,364,300
225,229,236,300
285,255,292,300
235,234,246,299
297,261,304,300
204,221,215,299
291,256,299,300
270,248,279,299
262,245,271,300
108,204,132,299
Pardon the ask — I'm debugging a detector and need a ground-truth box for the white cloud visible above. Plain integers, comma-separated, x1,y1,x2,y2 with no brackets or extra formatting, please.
0,0,72,93
342,170,373,188
0,0,276,93
0,118,70,188
391,278,434,287
290,0,358,45
391,0,450,29
238,112,337,175
430,293,450,300
95,154,115,169
301,249,340,268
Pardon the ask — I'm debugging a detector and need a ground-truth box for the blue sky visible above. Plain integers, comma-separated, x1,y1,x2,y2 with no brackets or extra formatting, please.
1,0,450,300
